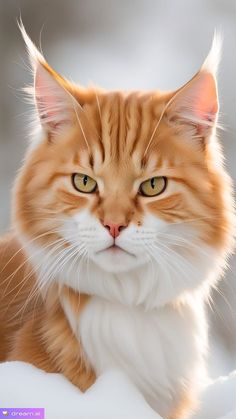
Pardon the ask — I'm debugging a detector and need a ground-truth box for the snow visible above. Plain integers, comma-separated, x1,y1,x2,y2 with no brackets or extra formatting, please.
0,361,236,418
0,362,160,419
193,371,236,419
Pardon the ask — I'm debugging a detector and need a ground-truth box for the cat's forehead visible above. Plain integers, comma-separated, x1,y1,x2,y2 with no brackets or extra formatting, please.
69,88,202,181
76,90,170,173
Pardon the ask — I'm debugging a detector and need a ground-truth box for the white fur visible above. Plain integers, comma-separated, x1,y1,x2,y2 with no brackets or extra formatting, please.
202,31,222,76
25,211,221,308
23,209,224,417
78,295,207,417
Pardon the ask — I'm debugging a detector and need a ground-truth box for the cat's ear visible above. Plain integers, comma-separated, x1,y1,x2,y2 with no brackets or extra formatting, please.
19,21,77,136
166,34,221,139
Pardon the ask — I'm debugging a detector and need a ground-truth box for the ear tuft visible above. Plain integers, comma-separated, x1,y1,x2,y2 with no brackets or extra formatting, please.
201,31,222,76
166,33,222,139
18,18,46,69
19,19,76,136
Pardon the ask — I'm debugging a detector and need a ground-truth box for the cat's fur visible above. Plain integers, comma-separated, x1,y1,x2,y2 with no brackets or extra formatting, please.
0,25,234,418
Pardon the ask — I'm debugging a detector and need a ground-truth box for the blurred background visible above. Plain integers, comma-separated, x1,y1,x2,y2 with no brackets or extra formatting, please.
0,0,236,377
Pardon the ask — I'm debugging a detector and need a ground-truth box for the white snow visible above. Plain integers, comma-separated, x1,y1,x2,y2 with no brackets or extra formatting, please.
0,362,160,419
0,361,236,418
193,371,236,419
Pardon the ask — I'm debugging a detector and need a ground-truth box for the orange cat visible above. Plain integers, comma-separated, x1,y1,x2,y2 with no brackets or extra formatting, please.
0,24,234,419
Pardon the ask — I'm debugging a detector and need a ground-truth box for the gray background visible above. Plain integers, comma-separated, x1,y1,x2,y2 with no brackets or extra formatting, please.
0,0,236,376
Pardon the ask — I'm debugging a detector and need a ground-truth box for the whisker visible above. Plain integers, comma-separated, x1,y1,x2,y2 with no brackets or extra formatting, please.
11,241,84,322
0,229,64,275
95,92,103,131
72,98,90,153
3,239,68,304
1,236,67,291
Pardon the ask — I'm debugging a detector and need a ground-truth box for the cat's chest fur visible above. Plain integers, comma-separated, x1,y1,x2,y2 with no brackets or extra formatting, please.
64,295,206,418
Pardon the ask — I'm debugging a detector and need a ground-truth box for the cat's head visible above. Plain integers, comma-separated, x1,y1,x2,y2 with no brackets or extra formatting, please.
13,25,234,306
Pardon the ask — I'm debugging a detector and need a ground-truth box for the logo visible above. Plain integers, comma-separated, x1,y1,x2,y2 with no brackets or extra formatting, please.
0,409,44,418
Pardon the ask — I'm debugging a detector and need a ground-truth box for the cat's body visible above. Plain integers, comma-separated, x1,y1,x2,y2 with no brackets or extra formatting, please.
0,26,234,419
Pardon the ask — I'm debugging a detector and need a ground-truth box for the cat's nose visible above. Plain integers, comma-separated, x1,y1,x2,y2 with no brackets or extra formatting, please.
103,221,127,238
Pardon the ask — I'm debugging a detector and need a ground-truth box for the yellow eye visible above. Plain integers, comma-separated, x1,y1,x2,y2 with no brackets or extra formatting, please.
139,176,167,197
72,173,97,193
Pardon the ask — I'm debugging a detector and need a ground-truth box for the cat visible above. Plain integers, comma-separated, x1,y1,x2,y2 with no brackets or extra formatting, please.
0,23,234,419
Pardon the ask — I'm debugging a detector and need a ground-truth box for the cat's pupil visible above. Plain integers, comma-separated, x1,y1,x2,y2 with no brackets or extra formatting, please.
151,178,155,189
83,176,88,186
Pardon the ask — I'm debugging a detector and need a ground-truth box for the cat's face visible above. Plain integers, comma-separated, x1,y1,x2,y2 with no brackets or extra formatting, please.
13,28,234,305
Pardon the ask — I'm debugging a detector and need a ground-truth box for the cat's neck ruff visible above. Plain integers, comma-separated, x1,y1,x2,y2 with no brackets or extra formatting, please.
60,289,207,417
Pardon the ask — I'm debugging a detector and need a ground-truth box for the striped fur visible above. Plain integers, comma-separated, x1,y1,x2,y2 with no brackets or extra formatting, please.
0,27,234,418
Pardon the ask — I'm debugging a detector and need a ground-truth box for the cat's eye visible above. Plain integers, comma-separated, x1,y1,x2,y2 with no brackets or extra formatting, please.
72,173,97,193
139,176,167,197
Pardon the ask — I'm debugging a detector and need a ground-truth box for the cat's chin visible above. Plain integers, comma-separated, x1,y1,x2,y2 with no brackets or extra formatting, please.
91,245,146,273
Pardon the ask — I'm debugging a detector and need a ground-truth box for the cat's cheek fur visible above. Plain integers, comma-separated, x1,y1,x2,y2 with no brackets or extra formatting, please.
53,210,220,308
23,208,222,310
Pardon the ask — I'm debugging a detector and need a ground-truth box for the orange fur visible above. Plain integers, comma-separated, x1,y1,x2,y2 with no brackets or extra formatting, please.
0,33,234,419
168,391,198,419
0,234,94,389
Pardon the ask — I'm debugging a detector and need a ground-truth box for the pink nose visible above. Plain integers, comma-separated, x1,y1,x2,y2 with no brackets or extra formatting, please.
103,221,127,238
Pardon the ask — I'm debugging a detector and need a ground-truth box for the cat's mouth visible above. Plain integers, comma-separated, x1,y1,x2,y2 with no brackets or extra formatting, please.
92,242,141,272
98,244,135,257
